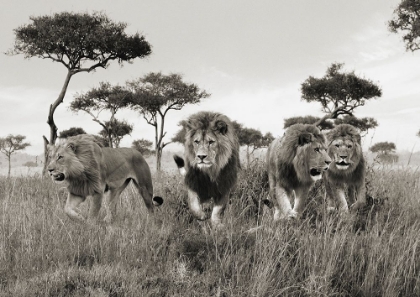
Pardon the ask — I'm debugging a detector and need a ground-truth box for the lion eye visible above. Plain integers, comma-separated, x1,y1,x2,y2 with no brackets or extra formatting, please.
194,140,200,144
314,147,320,152
208,140,215,145
347,145,352,149
57,155,63,160
335,144,340,148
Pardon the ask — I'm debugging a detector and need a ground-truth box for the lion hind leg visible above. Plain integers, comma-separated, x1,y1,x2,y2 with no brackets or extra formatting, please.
88,192,103,221
103,181,129,223
64,193,86,223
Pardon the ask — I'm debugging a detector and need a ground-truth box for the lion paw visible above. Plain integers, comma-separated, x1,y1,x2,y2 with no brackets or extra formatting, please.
349,201,365,211
287,210,298,219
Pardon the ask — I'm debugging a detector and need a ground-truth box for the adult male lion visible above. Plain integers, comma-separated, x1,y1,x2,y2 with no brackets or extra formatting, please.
47,134,163,223
324,124,366,212
173,111,240,228
266,124,331,220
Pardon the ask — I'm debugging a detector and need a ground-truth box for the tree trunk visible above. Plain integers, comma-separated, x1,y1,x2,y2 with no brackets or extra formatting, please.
246,146,250,167
156,147,162,172
7,155,11,178
42,136,49,176
43,70,73,175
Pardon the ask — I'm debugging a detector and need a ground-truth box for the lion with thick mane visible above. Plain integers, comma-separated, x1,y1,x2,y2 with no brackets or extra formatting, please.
266,124,331,220
47,134,163,223
173,111,240,228
324,124,366,212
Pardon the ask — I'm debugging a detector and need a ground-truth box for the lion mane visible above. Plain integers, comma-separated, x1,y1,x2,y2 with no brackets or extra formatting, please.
266,124,331,220
324,124,366,212
47,134,163,223
173,111,240,228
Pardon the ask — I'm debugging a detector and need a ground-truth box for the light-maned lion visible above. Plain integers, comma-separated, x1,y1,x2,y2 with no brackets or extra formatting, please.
47,134,163,223
266,124,331,220
173,111,240,228
323,124,366,212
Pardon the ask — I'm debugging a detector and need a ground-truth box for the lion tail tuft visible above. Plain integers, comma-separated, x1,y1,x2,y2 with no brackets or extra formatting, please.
173,154,186,176
152,196,164,206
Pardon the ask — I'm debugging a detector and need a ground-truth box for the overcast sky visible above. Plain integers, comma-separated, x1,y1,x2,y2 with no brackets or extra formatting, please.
1,0,419,155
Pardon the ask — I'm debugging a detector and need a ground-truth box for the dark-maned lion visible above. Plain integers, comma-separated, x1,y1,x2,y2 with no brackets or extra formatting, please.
173,111,240,228
324,124,366,212
47,134,163,223
266,124,331,220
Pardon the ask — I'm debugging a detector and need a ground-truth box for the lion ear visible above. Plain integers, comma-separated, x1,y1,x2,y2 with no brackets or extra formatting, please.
67,142,76,153
298,133,312,146
214,120,228,135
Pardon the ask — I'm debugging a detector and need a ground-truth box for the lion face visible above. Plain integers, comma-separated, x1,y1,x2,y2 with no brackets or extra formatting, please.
47,142,83,185
328,137,361,172
295,140,332,182
190,130,218,168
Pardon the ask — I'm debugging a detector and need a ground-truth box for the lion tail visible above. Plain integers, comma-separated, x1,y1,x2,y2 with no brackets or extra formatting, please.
173,154,186,176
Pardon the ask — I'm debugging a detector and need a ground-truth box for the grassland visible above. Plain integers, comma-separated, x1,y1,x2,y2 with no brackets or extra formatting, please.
0,161,419,297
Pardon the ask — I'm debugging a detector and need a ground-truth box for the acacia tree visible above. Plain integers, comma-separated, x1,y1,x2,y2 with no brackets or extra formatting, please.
0,135,31,178
334,115,378,136
98,119,133,148
128,72,210,171
59,127,87,138
8,11,152,172
283,116,334,130
301,63,382,126
132,139,154,156
70,82,132,147
370,141,398,163
388,0,420,52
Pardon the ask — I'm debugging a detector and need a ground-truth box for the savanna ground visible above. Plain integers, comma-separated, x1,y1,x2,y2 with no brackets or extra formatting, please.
0,159,420,297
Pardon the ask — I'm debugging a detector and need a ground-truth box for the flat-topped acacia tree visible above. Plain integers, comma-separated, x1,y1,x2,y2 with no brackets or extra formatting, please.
301,63,382,127
128,72,210,171
7,11,152,173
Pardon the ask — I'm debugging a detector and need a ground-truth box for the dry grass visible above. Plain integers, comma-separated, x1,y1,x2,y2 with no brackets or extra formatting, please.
0,162,419,296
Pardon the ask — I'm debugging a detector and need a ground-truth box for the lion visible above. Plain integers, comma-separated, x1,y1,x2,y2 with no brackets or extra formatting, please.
323,124,366,213
173,111,240,228
266,124,331,220
47,134,163,224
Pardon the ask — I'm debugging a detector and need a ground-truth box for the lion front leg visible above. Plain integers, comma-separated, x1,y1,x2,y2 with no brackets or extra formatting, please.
64,193,86,223
325,179,349,214
211,193,229,229
293,186,310,216
349,183,366,211
188,189,207,221
273,185,295,220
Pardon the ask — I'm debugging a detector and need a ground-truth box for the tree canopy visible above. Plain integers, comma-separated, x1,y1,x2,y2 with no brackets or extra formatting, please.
128,72,210,171
388,0,420,52
370,141,398,164
369,142,397,154
59,127,87,138
132,139,154,156
283,116,334,130
301,63,382,126
98,119,133,148
70,82,132,147
0,135,31,177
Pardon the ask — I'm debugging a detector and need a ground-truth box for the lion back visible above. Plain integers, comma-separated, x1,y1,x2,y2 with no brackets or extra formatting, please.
183,111,240,200
267,124,325,189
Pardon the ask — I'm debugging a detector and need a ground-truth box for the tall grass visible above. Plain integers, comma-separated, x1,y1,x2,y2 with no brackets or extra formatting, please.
0,163,419,296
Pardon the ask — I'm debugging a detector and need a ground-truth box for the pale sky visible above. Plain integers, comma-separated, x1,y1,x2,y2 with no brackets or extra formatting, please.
1,0,419,155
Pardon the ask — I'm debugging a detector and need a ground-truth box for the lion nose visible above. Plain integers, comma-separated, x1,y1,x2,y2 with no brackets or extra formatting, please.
48,168,54,173
325,160,331,165
340,155,347,159
197,155,207,161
